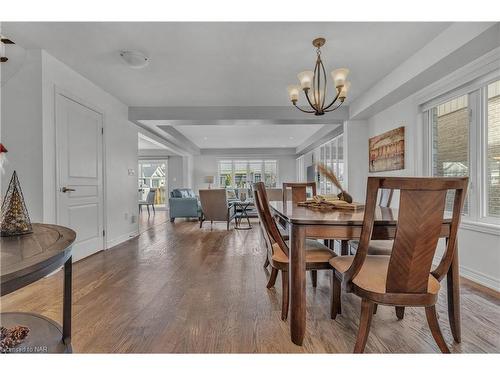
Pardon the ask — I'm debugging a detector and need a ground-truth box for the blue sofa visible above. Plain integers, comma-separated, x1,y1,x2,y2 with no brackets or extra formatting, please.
168,188,202,222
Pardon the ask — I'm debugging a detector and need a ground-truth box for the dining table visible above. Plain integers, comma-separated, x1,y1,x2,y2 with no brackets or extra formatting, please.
269,201,461,346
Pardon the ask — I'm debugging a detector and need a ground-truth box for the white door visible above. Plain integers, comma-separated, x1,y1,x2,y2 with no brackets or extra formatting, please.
56,92,104,261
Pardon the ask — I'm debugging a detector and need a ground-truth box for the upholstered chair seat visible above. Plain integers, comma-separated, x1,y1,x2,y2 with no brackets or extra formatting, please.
271,240,335,264
330,255,440,296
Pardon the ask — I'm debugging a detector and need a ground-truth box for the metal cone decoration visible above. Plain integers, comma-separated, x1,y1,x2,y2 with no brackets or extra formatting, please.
0,171,33,236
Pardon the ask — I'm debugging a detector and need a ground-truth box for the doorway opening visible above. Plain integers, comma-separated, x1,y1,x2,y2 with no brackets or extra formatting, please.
138,160,168,231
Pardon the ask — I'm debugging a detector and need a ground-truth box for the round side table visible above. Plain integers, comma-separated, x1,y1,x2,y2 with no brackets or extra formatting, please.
1,223,76,353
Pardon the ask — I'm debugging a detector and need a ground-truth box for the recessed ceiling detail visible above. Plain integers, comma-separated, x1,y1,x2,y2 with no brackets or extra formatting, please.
171,124,325,149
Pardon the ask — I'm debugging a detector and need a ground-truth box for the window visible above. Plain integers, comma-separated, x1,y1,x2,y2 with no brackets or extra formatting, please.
487,80,500,218
424,77,500,225
217,159,278,188
318,134,344,195
430,94,470,214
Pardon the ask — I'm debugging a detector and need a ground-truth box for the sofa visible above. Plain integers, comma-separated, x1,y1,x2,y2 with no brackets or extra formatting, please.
168,188,202,222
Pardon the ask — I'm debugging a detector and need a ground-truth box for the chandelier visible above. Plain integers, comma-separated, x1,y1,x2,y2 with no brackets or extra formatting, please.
287,38,350,116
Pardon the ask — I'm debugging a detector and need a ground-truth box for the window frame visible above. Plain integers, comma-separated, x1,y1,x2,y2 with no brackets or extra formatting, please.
422,73,500,228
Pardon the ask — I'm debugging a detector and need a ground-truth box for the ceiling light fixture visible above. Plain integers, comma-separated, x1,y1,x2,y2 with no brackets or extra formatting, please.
119,50,149,69
288,38,350,116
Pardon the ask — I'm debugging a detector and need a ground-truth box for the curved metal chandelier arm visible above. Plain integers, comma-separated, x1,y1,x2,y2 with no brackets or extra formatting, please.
293,102,316,114
324,99,344,113
323,88,342,111
304,89,316,109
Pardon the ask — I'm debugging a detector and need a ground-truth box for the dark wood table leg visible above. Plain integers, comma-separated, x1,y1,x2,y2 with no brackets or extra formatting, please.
340,240,349,255
63,256,72,345
447,242,461,343
289,223,306,346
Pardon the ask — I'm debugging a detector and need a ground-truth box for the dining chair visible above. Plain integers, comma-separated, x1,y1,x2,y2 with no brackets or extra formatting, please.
281,182,327,285
138,188,157,216
329,176,468,353
254,182,336,320
263,187,287,269
349,188,394,256
348,188,397,316
282,182,317,206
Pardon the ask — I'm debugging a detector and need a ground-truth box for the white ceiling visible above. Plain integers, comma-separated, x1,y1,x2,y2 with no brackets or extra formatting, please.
4,22,451,107
173,124,324,148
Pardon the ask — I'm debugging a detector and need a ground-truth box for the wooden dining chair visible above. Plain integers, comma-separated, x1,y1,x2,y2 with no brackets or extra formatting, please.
329,176,468,353
282,182,317,206
281,182,325,284
349,188,394,256
253,182,336,320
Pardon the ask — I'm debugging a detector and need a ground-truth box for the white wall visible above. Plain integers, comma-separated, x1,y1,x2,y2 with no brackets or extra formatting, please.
1,50,44,221
344,120,369,202
192,153,296,194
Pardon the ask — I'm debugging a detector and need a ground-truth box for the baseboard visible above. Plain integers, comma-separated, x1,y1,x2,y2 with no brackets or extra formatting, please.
433,258,500,292
458,264,500,292
106,230,139,249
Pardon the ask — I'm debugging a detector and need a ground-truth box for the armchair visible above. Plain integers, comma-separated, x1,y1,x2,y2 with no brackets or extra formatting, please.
168,188,201,222
199,189,236,230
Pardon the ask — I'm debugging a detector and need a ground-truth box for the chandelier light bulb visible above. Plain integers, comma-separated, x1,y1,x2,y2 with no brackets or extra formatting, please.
287,85,300,102
297,71,314,90
339,81,351,99
331,68,350,88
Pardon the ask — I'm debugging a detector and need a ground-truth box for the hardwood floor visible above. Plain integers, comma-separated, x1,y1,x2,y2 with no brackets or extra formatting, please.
1,218,499,353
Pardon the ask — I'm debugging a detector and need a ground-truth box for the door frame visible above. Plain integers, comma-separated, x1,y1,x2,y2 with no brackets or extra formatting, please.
54,86,107,251
137,158,169,210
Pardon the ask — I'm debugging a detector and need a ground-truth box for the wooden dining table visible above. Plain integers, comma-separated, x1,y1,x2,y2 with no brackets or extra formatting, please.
270,201,461,346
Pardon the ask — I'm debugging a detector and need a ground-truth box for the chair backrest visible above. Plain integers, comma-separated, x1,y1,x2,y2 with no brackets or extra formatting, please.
378,188,393,208
347,177,468,294
146,189,156,204
170,188,196,198
266,188,283,202
199,189,229,221
253,182,289,257
282,182,317,206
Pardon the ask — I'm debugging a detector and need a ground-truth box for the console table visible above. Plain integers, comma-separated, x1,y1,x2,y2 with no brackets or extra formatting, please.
1,223,76,353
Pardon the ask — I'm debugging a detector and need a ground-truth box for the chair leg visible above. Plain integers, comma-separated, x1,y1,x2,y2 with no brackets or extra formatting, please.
330,272,341,319
354,298,375,353
263,256,270,268
199,218,203,228
425,305,451,353
227,219,230,230
373,304,378,315
152,204,155,214
170,218,175,223
310,270,318,288
395,306,405,320
281,270,289,321
139,205,142,213
147,205,150,216
267,267,278,289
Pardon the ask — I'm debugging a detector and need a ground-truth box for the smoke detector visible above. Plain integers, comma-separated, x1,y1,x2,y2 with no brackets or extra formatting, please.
119,50,149,69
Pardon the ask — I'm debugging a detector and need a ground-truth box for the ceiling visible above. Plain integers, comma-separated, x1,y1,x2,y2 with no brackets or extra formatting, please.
173,124,324,148
4,22,451,107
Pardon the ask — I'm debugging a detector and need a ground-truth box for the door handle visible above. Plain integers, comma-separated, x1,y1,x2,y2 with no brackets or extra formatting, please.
61,187,76,193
